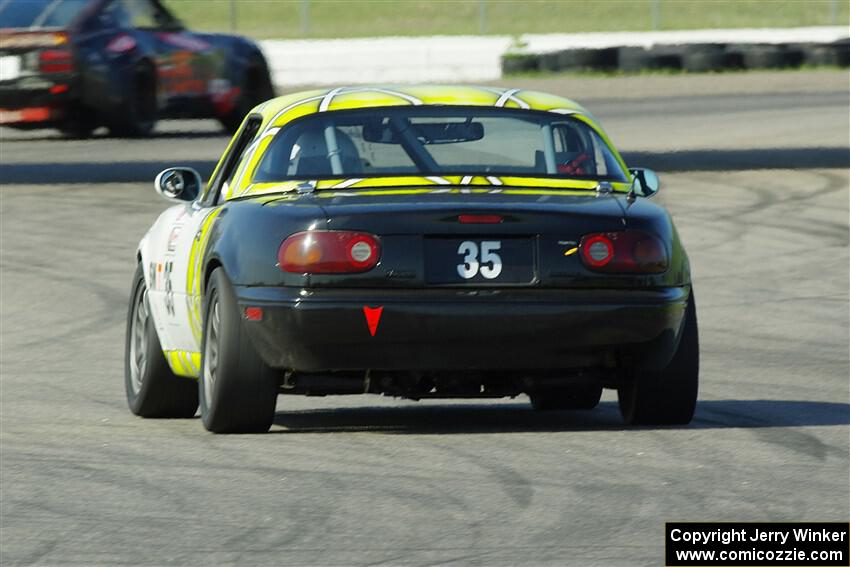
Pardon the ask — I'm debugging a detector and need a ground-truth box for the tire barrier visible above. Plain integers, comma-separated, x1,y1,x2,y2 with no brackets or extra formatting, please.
502,40,850,75
500,53,539,74
538,51,562,72
729,44,805,69
557,47,619,71
799,40,850,67
618,46,682,72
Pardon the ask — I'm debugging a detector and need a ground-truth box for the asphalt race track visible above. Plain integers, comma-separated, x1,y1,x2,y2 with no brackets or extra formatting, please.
1,72,848,566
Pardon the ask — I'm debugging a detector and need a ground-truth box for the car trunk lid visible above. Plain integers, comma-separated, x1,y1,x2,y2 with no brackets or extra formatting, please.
264,187,628,288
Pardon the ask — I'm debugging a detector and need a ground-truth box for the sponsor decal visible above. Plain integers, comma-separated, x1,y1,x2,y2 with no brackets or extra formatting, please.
167,225,182,252
106,33,136,54
558,240,579,256
149,262,156,289
0,32,66,49
208,79,239,115
207,78,229,96
163,261,175,316
156,33,210,52
157,51,206,96
154,262,164,290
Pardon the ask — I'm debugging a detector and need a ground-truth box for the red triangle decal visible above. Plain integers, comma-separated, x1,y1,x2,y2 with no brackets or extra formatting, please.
363,306,383,337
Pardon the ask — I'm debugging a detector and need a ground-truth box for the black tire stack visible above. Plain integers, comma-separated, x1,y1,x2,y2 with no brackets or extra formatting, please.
501,39,850,75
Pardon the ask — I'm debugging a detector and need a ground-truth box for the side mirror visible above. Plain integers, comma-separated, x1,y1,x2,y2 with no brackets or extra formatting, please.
154,167,202,202
629,168,661,198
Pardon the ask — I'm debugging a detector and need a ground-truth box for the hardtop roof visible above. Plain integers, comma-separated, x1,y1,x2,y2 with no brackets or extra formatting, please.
254,85,594,129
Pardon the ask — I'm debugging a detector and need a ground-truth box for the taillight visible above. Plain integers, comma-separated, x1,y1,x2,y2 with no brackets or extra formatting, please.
39,49,73,73
278,231,380,273
579,231,668,273
458,214,503,224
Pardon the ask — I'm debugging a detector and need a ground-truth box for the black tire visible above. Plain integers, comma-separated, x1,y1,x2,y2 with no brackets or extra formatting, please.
802,42,850,67
618,47,682,72
832,40,850,67
108,63,157,137
557,48,618,71
682,50,728,72
538,51,562,72
125,264,199,418
618,291,699,425
529,385,603,411
219,57,275,134
802,44,834,66
736,44,802,70
680,43,726,54
199,268,278,433
501,53,539,74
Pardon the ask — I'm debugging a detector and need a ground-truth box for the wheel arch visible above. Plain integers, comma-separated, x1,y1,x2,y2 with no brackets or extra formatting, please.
203,257,224,295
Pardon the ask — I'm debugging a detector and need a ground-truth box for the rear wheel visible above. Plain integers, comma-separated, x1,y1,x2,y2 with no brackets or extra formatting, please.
618,291,699,425
108,63,157,137
529,385,603,411
199,268,278,433
124,264,199,418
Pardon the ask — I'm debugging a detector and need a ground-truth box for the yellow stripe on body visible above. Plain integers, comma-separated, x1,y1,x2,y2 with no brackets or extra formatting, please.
240,177,630,200
164,350,201,378
185,208,224,346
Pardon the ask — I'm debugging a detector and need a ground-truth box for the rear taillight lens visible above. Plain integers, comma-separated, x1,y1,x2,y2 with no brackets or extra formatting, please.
579,231,668,273
39,49,73,73
278,231,380,273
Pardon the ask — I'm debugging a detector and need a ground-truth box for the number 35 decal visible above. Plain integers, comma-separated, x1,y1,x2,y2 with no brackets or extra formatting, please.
457,240,502,279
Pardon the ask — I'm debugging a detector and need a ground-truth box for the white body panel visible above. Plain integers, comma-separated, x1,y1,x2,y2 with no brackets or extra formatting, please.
138,202,221,375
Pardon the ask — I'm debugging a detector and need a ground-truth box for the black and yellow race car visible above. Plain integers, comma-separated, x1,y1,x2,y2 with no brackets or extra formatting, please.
125,85,699,433
0,0,273,136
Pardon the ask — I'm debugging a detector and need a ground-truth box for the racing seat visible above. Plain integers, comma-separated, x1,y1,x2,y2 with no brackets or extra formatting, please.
291,127,363,176
534,123,598,176
534,149,594,175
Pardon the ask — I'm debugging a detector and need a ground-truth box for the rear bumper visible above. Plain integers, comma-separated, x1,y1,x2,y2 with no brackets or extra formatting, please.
0,75,77,125
236,286,690,372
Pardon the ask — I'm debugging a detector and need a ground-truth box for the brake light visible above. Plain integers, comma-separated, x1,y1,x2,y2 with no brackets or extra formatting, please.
458,214,503,224
39,49,73,73
278,231,380,273
579,231,667,273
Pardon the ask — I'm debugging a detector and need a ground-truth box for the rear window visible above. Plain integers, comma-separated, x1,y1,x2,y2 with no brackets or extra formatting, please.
0,0,89,29
254,107,627,183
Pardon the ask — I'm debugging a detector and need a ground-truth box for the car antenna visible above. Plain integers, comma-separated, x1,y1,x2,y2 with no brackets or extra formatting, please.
626,183,637,205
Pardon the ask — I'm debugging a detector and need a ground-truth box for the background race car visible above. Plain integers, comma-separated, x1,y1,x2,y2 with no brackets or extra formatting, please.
0,0,274,137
